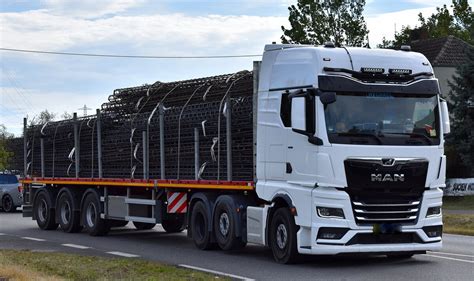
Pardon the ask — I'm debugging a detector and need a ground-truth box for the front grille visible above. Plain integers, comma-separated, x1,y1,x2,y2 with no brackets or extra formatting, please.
352,200,420,223
344,158,428,225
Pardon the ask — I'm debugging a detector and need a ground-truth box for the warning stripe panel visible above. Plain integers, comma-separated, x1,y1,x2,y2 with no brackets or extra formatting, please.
167,191,187,214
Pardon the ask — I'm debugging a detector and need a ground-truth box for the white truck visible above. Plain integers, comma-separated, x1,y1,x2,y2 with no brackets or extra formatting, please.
19,43,449,263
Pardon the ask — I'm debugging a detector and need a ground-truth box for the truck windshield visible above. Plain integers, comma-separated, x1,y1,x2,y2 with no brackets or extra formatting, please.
324,92,440,145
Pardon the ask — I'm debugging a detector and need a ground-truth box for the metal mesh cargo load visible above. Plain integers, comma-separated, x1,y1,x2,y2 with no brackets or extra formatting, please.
7,71,255,181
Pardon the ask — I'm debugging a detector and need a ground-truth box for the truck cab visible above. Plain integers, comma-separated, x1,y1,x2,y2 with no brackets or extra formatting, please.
249,44,449,263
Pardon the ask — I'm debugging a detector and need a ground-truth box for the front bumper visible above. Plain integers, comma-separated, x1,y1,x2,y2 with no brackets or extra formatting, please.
297,186,443,255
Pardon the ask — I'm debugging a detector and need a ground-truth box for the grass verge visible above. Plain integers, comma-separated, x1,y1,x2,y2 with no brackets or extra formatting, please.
443,214,474,236
0,250,226,281
442,196,474,210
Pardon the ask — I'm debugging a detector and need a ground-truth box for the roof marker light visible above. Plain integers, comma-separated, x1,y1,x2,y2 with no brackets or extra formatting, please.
401,45,411,51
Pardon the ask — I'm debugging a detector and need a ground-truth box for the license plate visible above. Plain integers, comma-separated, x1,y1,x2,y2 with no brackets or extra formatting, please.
373,223,402,234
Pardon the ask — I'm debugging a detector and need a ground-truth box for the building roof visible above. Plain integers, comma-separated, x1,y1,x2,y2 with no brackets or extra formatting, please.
410,35,473,67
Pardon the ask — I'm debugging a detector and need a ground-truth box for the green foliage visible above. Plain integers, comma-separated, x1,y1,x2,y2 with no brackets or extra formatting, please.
281,0,369,47
446,47,474,176
378,0,473,48
0,124,13,170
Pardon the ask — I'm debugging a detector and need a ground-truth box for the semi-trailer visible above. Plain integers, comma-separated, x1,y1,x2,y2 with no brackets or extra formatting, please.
10,43,450,263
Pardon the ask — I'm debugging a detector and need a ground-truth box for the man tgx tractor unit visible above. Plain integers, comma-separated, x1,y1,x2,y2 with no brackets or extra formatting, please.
10,43,450,263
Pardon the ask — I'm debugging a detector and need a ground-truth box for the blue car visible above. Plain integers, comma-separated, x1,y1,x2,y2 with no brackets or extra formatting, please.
0,173,22,212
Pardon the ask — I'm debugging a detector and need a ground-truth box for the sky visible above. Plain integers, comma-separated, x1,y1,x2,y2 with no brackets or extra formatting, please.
0,0,470,135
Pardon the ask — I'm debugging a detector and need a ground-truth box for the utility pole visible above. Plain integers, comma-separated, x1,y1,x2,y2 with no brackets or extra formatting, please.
78,104,92,116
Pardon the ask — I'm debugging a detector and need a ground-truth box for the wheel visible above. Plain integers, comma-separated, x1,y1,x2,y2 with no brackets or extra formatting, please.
162,215,186,233
190,201,215,250
109,220,128,228
133,221,156,230
213,198,246,250
33,191,58,230
386,253,414,259
57,191,82,233
82,191,110,236
270,208,299,264
2,194,15,213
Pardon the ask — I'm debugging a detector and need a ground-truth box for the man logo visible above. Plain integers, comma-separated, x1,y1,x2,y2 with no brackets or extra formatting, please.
371,174,405,182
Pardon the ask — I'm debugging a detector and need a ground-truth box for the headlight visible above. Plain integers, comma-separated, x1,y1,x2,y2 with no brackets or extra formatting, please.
426,206,441,218
316,207,345,219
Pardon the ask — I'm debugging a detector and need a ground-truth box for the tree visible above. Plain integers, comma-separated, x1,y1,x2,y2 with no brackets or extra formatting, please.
281,0,369,47
29,109,56,126
0,124,13,171
446,47,474,176
379,0,473,48
61,111,73,120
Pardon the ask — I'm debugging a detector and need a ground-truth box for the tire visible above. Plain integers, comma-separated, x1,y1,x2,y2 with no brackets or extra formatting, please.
270,208,300,264
109,220,129,228
213,198,246,250
33,191,58,230
57,191,82,233
133,221,156,230
162,215,186,233
190,201,214,250
82,192,110,236
2,194,15,213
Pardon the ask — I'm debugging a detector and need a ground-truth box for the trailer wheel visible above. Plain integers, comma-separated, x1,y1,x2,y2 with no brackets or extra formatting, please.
270,208,299,264
213,199,246,250
191,201,214,250
2,194,15,213
162,216,186,233
57,191,82,233
133,222,156,230
33,191,58,230
82,192,109,236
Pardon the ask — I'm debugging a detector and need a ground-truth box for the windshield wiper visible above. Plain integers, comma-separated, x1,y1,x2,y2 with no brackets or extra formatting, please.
337,132,383,145
386,132,433,145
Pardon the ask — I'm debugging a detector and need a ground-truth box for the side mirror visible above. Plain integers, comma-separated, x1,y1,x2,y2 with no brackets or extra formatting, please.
291,97,306,131
320,92,336,105
440,100,450,135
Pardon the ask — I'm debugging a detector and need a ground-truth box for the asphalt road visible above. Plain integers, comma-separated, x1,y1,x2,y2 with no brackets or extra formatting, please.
1,212,473,281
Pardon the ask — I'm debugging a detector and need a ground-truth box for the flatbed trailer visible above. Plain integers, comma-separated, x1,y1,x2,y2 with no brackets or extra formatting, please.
16,43,451,263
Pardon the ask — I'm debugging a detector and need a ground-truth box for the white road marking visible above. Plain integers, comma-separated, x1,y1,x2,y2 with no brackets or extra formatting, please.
62,243,90,249
0,233,6,235
428,251,474,258
425,254,474,264
179,264,255,281
106,251,140,258
21,237,46,242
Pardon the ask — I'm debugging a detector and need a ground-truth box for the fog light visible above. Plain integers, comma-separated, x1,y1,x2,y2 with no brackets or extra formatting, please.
423,225,443,238
317,207,345,219
426,206,441,217
317,227,349,240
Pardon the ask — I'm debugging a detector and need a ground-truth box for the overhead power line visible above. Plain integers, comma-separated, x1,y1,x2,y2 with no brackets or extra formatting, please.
0,47,261,59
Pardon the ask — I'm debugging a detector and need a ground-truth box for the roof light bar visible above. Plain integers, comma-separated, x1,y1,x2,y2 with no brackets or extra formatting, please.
361,67,384,74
